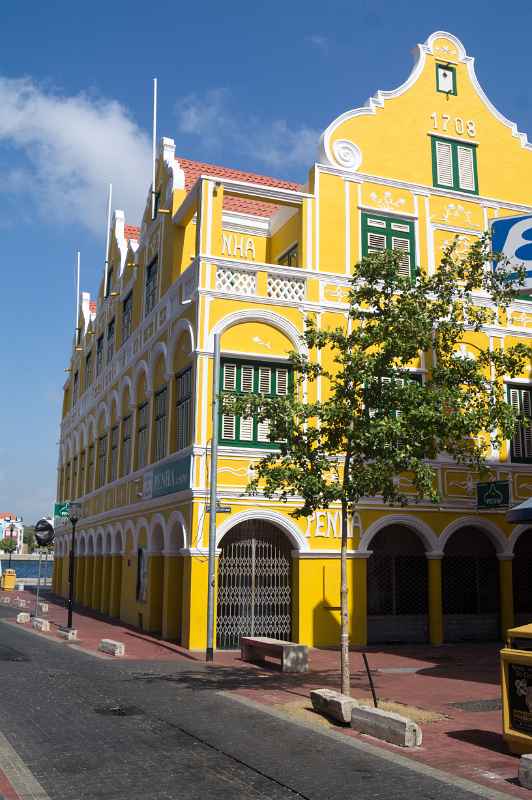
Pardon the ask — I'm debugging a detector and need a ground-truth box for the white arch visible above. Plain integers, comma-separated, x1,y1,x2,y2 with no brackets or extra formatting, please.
86,415,96,443
210,310,307,356
132,359,152,404
135,516,150,550
119,375,133,415
166,509,188,552
96,401,110,432
108,390,120,423
216,509,309,552
86,530,95,554
123,520,137,553
439,516,508,555
148,513,166,553
79,420,88,450
359,514,438,553
507,524,532,556
112,524,125,555
149,341,169,388
103,527,113,555
168,319,195,371
94,527,105,555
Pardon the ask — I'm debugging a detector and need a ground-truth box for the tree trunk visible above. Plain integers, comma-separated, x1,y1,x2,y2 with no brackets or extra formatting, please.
340,497,350,696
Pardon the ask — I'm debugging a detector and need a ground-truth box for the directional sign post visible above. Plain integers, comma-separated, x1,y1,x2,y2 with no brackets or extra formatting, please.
54,502,71,519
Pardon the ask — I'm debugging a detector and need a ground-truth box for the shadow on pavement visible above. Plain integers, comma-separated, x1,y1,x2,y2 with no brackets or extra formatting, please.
445,728,509,755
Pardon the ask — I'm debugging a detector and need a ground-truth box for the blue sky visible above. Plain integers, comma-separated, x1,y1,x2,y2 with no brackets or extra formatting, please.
2,0,532,523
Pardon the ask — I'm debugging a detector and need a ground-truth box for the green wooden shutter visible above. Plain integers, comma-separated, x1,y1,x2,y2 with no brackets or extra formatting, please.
362,213,415,279
432,137,478,194
509,386,532,462
222,363,236,440
435,140,454,187
457,145,475,192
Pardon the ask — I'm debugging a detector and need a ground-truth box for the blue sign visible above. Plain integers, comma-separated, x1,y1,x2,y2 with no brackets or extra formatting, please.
492,214,532,294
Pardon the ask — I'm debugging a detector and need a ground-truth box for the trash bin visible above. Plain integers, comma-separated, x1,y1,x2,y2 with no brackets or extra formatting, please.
501,624,532,754
0,569,17,592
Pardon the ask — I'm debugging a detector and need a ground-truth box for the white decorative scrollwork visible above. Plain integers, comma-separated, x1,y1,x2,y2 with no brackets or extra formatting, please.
332,139,362,171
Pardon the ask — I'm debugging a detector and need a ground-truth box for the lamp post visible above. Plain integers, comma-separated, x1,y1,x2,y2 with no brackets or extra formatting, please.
7,523,16,569
67,502,81,630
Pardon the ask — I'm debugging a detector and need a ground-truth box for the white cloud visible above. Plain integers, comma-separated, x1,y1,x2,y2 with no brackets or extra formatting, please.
176,88,319,173
306,34,329,53
0,77,151,235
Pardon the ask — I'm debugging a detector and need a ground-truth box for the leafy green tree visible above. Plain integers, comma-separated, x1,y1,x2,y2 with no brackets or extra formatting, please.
23,526,36,554
223,236,532,695
1,538,17,555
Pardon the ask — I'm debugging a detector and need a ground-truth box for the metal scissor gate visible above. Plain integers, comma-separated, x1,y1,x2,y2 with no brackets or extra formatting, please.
216,521,292,650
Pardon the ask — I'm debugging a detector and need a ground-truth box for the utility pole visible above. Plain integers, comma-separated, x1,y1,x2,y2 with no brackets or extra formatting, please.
206,334,220,662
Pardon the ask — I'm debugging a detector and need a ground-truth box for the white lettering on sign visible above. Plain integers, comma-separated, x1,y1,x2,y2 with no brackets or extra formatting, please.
222,233,256,260
430,112,476,138
304,511,361,539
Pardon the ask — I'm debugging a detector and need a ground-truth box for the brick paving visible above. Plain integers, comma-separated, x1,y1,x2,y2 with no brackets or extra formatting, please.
1,586,529,797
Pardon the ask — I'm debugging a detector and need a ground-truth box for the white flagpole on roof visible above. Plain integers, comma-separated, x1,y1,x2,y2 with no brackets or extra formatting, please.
103,183,113,298
152,78,157,220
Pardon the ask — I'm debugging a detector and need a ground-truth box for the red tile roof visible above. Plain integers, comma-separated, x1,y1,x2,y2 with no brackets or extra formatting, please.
124,224,140,240
178,158,301,218
89,301,97,314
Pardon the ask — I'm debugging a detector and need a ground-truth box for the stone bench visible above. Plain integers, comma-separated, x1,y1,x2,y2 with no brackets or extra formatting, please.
98,639,125,657
32,617,50,632
240,636,309,673
16,613,30,624
58,628,78,641
351,705,422,747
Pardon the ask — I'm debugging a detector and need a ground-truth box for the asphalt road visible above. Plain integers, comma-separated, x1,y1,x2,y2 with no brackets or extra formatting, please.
0,608,510,800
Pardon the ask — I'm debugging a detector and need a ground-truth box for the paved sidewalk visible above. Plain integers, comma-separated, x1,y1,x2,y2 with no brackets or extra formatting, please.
1,587,527,797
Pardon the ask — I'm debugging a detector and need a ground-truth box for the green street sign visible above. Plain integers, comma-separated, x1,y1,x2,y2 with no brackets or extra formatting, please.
151,454,191,499
54,502,71,518
477,481,510,509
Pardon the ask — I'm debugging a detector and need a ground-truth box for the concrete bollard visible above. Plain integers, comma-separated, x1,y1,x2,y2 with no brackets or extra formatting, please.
38,603,49,614
351,705,422,747
519,754,532,789
58,628,78,641
310,689,359,724
32,617,50,633
98,639,125,657
16,613,30,624
16,599,27,608
1,597,11,605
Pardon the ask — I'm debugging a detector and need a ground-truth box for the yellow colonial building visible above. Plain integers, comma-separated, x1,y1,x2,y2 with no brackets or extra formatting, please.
54,31,532,649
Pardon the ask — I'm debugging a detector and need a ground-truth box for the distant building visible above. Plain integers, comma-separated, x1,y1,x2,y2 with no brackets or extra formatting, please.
0,514,24,555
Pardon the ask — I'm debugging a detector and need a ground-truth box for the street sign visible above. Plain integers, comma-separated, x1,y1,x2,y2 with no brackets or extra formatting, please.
206,505,232,514
492,214,532,295
54,502,70,518
477,480,510,509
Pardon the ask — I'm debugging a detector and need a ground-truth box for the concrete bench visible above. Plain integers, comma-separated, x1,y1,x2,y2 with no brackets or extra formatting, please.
58,628,78,641
16,613,30,624
32,617,50,632
240,636,309,673
98,639,125,657
351,705,422,747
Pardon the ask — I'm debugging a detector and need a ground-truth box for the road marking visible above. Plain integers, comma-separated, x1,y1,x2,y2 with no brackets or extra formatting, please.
0,729,51,800
223,692,518,800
